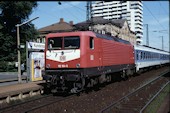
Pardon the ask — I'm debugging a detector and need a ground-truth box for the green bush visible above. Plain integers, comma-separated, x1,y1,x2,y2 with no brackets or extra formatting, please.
0,61,17,72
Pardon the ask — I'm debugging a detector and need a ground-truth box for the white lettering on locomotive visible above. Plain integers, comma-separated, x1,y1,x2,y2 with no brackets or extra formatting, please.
58,64,68,68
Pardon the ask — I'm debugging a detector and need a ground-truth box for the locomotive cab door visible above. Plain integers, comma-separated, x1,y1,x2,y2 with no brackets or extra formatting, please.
88,36,102,70
95,37,103,71
99,42,102,71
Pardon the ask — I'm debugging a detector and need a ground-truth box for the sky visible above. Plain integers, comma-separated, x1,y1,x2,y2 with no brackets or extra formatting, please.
29,1,169,52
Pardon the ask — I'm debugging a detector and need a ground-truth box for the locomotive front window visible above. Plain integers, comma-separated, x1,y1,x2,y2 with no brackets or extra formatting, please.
64,36,80,49
48,37,62,49
48,36,80,50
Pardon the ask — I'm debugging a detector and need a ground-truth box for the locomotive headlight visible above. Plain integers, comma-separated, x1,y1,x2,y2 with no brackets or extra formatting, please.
46,64,50,68
76,63,80,68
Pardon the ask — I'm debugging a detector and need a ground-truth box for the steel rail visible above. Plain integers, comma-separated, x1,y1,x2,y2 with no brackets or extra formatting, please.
24,94,75,113
139,81,170,113
100,70,169,113
0,94,52,112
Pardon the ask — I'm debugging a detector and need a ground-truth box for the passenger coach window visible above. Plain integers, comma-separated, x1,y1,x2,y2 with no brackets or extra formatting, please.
90,37,94,49
141,52,143,60
136,51,139,60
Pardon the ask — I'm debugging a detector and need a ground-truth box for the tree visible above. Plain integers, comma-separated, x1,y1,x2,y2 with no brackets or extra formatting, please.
0,1,39,71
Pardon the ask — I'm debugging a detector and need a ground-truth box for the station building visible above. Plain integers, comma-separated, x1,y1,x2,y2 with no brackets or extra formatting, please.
36,17,136,45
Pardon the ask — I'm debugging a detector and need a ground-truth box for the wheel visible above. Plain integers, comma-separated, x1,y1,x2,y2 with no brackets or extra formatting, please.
71,77,85,93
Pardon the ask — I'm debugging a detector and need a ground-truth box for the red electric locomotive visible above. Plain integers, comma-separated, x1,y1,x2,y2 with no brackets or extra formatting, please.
44,31,135,93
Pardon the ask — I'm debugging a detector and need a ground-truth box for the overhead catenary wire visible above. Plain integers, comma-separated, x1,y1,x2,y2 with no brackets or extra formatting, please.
143,2,169,51
65,1,100,22
143,3,166,30
65,1,105,27
158,1,169,15
63,2,86,22
65,2,86,12
32,1,87,28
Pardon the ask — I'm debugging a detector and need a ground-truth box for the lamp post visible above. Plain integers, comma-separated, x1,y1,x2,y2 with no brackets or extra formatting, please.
16,17,39,83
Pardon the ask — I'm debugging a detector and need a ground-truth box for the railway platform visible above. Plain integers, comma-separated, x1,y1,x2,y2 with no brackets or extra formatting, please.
0,80,45,104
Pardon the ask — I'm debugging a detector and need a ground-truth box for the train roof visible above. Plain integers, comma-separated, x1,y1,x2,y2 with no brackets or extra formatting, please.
134,44,170,55
94,32,131,45
46,31,131,45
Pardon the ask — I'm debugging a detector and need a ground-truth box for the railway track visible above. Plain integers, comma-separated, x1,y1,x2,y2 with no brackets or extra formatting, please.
22,68,168,113
0,67,169,113
100,71,169,113
0,93,74,113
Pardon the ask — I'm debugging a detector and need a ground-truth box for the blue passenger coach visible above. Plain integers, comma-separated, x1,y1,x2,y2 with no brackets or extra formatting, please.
134,45,170,71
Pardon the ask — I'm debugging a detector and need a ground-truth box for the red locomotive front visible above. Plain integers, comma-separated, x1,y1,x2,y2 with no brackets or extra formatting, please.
44,31,135,93
45,33,81,69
